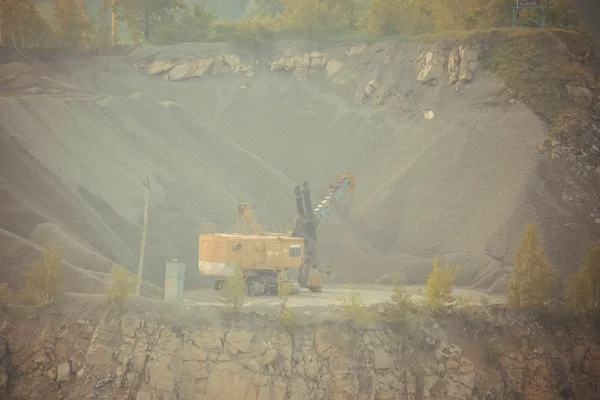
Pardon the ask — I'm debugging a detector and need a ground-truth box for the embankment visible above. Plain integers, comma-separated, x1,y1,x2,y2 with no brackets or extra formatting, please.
1,295,599,399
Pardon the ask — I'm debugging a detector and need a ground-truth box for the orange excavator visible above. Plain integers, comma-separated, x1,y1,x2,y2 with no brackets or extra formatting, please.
198,172,356,296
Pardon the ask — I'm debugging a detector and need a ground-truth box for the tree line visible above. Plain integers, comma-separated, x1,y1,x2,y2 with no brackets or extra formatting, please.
0,0,590,54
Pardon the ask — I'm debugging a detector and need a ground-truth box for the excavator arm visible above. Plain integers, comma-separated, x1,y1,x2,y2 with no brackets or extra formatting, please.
292,172,356,291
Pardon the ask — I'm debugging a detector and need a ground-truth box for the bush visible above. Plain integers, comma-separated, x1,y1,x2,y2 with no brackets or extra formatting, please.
279,0,356,37
426,257,460,311
106,265,136,312
380,278,414,332
277,271,293,304
278,303,301,331
337,283,378,327
220,263,246,310
228,17,279,49
19,246,62,306
454,295,478,317
484,337,503,366
152,4,216,45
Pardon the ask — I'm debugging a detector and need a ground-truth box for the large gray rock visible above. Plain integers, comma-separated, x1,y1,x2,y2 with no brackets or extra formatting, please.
567,85,594,107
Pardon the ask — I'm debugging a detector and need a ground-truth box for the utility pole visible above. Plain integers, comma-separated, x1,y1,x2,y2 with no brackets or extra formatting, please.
111,0,117,44
136,175,150,295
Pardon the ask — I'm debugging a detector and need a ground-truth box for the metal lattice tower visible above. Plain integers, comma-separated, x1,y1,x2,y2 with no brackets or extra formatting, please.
512,0,553,28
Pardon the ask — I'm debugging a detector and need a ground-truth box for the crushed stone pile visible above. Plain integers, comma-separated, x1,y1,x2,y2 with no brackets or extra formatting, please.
0,40,596,294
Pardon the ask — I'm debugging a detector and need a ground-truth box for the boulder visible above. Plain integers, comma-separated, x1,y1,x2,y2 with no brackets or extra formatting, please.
147,60,174,75
325,60,344,77
148,357,176,391
56,362,70,382
225,331,254,353
167,58,215,81
417,64,444,85
447,48,460,83
417,49,446,85
373,348,394,370
345,45,366,57
183,342,208,362
85,343,113,367
567,86,593,108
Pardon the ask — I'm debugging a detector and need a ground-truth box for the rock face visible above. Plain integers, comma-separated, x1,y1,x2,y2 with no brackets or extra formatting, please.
141,40,481,93
2,301,600,400
416,43,481,86
142,43,346,82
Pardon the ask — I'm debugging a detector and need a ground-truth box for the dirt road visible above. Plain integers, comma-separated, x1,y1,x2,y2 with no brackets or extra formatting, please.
184,284,504,308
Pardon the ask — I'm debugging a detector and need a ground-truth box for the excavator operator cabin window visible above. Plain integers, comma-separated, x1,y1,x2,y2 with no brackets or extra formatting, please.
290,244,301,257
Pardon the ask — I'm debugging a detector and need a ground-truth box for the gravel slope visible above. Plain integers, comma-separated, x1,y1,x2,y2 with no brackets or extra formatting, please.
0,40,596,294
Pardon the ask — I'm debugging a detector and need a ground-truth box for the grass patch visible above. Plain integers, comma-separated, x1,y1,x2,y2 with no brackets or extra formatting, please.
337,283,379,328
480,28,596,139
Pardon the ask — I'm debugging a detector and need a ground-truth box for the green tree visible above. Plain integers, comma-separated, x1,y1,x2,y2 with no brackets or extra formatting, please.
565,239,600,312
426,257,459,311
506,223,556,309
112,0,186,43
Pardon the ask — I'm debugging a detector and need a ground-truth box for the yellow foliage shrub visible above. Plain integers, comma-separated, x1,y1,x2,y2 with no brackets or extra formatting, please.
20,246,62,306
565,239,600,313
278,303,301,331
426,257,460,311
381,278,414,331
106,265,136,312
229,16,280,48
337,283,378,327
277,271,293,304
220,263,246,310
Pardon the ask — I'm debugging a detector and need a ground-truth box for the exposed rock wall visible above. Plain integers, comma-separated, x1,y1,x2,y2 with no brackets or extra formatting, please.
1,298,600,400
136,40,482,108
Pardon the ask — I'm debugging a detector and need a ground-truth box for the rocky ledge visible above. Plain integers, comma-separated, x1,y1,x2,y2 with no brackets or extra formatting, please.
1,295,599,400
134,39,482,108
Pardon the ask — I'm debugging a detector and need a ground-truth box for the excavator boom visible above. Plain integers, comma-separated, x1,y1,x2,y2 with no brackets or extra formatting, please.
237,203,265,235
292,172,355,291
